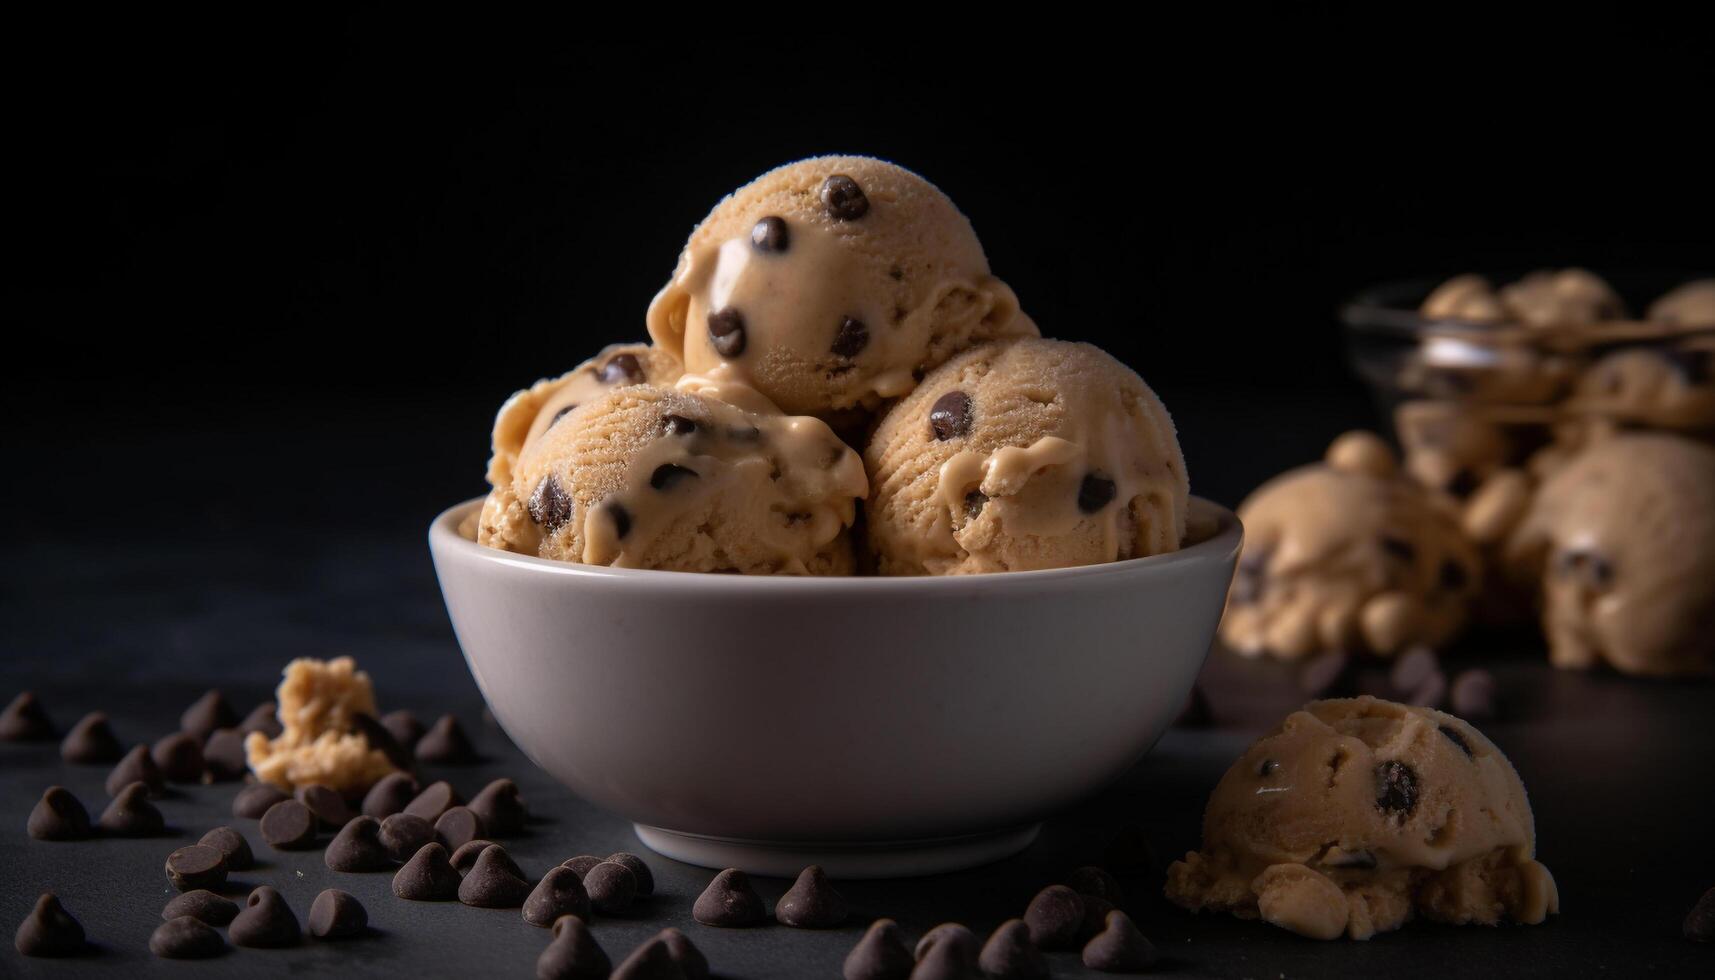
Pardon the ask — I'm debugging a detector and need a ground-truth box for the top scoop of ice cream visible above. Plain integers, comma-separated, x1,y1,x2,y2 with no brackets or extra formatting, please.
1647,278,1715,330
646,156,1034,416
864,338,1187,575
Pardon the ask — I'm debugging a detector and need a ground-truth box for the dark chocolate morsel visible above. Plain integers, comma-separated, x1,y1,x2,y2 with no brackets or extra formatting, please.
1077,474,1117,514
599,353,645,385
403,780,464,821
1389,646,1440,694
821,174,870,221
1064,865,1125,904
14,893,84,957
610,937,682,980
60,712,123,764
1380,536,1416,564
458,844,533,909
1078,894,1116,942
914,922,977,961
307,889,367,940
523,866,591,927
180,689,239,742
1439,559,1469,592
452,839,496,873
326,816,391,872
416,715,478,765
393,842,461,901
843,918,914,980
150,916,226,959
99,781,167,836
239,701,282,738
2,692,55,741
1081,910,1157,972
232,782,290,819
1375,760,1420,817
1230,551,1269,605
1298,650,1354,698
963,491,987,519
201,728,249,782
776,864,846,928
692,868,764,927
607,501,633,539
165,844,228,892
1023,884,1085,950
1451,669,1498,720
229,886,301,948
152,732,205,784
106,744,165,797
832,316,869,358
296,784,353,829
198,826,255,870
381,709,426,751
708,307,747,358
585,861,638,914
259,798,318,850
529,475,574,532
929,390,973,441
650,463,699,491
538,915,611,979
1259,758,1281,777
350,712,414,771
562,855,604,879
379,812,437,863
655,927,709,980
162,890,239,926
1439,724,1475,758
362,771,420,819
913,930,981,979
27,786,91,841
605,852,655,897
434,806,486,852
751,215,789,253
661,414,698,436
978,918,1048,980
470,778,528,837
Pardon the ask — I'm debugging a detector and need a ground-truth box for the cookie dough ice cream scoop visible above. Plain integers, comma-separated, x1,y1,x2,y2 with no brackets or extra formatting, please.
646,155,1033,416
1166,696,1557,940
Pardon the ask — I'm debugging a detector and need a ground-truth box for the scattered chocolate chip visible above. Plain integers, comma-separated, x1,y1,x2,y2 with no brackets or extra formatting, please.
915,922,978,961
27,786,91,841
1298,651,1354,697
201,728,249,781
259,798,318,850
913,930,981,979
197,826,254,870
844,918,914,980
1024,884,1086,950
661,414,698,436
106,743,164,797
599,353,645,385
239,701,282,738
459,843,533,908
180,689,239,742
832,316,869,358
393,842,461,901
381,709,425,751
362,772,419,820
775,864,846,928
650,462,699,491
60,712,122,764
296,784,354,829
978,918,1048,980
452,840,522,877
607,501,633,539
538,914,611,979
1078,895,1116,941
529,475,574,532
1408,669,1448,709
380,812,437,863
151,731,205,783
604,852,654,897
655,927,709,980
349,712,415,771
1451,669,1498,720
524,866,592,927
230,886,301,948
13,893,84,957
1375,760,1419,817
463,778,527,837
1390,646,1440,693
1174,686,1214,729
232,782,290,819
99,781,166,836
151,915,226,959
1064,866,1125,904
1103,825,1161,878
165,844,228,892
326,816,391,872
1686,887,1715,943
417,715,478,765
307,889,367,940
1081,910,1156,973
929,391,972,440
708,307,747,357
585,861,638,914
821,174,869,221
751,215,789,253
693,868,765,927
163,890,239,926
562,855,604,879
610,937,683,980
1,692,54,741
435,806,486,852
1077,474,1117,513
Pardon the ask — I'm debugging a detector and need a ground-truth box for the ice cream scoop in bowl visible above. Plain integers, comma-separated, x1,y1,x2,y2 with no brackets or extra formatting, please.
429,495,1240,878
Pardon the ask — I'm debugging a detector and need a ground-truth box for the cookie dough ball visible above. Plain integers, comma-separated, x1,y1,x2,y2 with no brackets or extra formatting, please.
1504,433,1715,676
1165,697,1557,941
863,338,1187,575
1568,337,1715,433
646,156,1034,416
1499,268,1626,329
485,343,682,488
1222,433,1481,659
1420,274,1507,324
1647,278,1715,330
478,383,866,575
1395,401,1519,496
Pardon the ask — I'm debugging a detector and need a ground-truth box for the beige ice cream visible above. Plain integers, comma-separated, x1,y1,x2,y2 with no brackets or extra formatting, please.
646,156,1033,417
1498,268,1626,329
1504,432,1715,676
245,657,400,795
1567,335,1715,433
1420,274,1508,324
1166,697,1557,940
1647,278,1715,329
863,338,1187,575
478,381,866,574
1221,432,1481,659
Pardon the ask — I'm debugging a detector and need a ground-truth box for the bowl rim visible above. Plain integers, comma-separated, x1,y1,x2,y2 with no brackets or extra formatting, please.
429,495,1242,591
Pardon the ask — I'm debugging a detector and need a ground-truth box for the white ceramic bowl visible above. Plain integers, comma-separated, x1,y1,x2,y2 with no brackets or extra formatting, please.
429,496,1241,878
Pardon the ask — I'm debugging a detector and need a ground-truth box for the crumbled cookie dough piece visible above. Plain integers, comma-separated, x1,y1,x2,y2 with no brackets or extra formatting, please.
244,657,399,795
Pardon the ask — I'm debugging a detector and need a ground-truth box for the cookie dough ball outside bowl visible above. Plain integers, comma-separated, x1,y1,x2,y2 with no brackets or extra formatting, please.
864,337,1188,575
646,155,1035,417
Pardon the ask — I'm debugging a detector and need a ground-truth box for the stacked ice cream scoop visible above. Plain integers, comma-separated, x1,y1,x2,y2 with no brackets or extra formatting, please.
475,156,1189,575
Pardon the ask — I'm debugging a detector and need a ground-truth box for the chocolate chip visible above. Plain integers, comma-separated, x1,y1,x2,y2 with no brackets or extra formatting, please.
307,889,367,940
844,918,914,980
1324,848,1377,869
239,701,283,738
232,782,290,819
456,781,525,840
832,316,869,358
751,215,789,253
151,916,225,959
1023,884,1086,950
1448,468,1481,497
656,927,709,980
435,805,486,852
538,914,611,979
915,922,978,961
661,414,699,437
1686,887,1715,943
913,929,981,979
529,475,574,532
1258,758,1281,777
1380,536,1416,564
166,844,228,892
380,812,436,863
821,174,869,221
708,307,747,357
1175,685,1214,729
929,391,972,440
393,842,461,901
1662,346,1714,386
230,886,301,948
1439,559,1469,592
326,816,391,872
27,786,91,841
1553,547,1614,589
1064,866,1125,904
180,689,239,742
693,868,765,927
1078,474,1117,513
296,784,354,829
362,771,419,819
459,843,533,908
152,731,204,783
451,838,496,873
1408,669,1447,709
198,826,255,870
524,866,592,927
13,893,84,957
600,353,645,385
775,864,846,928
585,861,638,914
1102,825,1161,878
202,728,249,781
381,709,425,751
417,715,478,765
727,423,763,442
350,712,414,771
1375,760,1419,817
562,854,604,879
260,798,318,849
60,712,122,764
963,491,987,519
608,500,633,538
978,918,1048,980
1078,894,1116,942
99,781,166,836
404,780,464,821
1299,650,1354,698
163,890,239,926
1439,724,1475,758
1450,669,1498,720
1390,646,1440,693
1,692,54,741
650,463,699,492
605,851,655,897
610,937,684,980
106,743,164,797
1081,910,1156,973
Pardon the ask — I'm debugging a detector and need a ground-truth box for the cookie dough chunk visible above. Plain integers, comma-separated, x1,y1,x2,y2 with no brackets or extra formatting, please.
1499,268,1627,329
1420,274,1507,324
1568,336,1715,433
1504,433,1715,676
1222,432,1481,659
1647,278,1715,330
1165,697,1557,940
478,382,866,574
244,658,399,795
863,338,1188,575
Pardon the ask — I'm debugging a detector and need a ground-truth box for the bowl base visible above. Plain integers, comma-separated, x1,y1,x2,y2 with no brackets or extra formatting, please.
633,823,1042,879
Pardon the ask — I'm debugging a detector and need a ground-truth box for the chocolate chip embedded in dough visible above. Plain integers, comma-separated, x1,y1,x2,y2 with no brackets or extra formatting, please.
2,692,55,741
751,215,789,253
98,781,167,837
607,501,633,539
963,491,987,520
229,886,301,948
1023,884,1086,950
1077,474,1117,514
599,353,645,385
821,174,870,221
198,825,255,870
259,798,318,850
661,414,698,436
180,689,239,742
1081,910,1157,972
1257,758,1280,777
416,715,478,765
843,918,914,979
1230,551,1269,605
831,316,869,359
528,474,573,532
165,844,228,892
550,404,579,427
928,391,972,441
708,307,747,358
150,916,225,959
60,712,123,764
1375,760,1419,817
1553,547,1614,589
776,865,846,928
692,868,765,927
27,786,92,841
1439,724,1475,758
307,889,368,940
232,782,290,819
650,463,699,492
106,744,165,797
